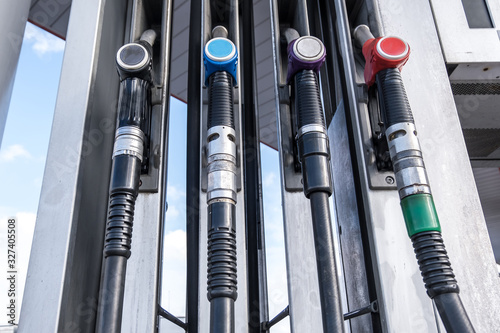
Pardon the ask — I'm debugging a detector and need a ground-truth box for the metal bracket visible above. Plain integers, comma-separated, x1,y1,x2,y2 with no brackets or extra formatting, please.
278,84,303,192
158,305,187,330
261,305,290,330
355,81,397,190
140,99,163,193
343,300,379,320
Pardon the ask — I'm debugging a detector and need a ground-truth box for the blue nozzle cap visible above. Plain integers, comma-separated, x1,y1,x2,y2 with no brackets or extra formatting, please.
203,37,238,86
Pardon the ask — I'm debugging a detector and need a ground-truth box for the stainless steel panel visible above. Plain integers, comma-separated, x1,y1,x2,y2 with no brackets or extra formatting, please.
335,0,500,331
429,0,500,63
329,103,373,332
19,0,128,331
0,0,31,147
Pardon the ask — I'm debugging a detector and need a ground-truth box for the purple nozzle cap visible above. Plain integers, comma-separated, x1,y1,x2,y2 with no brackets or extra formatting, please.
286,36,326,83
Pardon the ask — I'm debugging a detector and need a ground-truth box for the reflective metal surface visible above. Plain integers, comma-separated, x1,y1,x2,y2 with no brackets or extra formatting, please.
19,0,128,331
429,0,500,63
0,0,31,147
335,0,500,331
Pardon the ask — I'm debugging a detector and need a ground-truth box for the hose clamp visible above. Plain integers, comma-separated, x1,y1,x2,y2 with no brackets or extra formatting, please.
113,126,145,161
296,124,326,139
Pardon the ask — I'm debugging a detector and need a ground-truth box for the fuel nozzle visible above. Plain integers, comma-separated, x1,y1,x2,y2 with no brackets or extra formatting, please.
116,29,157,82
286,34,326,83
203,26,238,86
353,24,410,86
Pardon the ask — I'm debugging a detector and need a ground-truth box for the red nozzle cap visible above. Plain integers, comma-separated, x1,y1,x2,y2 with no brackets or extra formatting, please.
362,36,410,86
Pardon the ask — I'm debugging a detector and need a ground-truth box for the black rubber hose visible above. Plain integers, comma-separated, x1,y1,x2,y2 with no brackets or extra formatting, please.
295,70,326,129
207,201,237,333
411,231,475,332
294,68,343,332
309,191,345,333
434,293,475,333
376,68,414,128
96,256,127,333
97,155,142,333
208,71,234,129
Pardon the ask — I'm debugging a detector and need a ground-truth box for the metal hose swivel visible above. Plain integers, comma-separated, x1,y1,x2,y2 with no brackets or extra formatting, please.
96,29,156,333
204,27,238,333
354,24,475,332
286,30,344,333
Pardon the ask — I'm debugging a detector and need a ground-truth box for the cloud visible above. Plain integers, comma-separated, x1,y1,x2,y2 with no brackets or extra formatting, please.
263,171,276,187
0,144,31,162
24,23,65,57
160,230,187,316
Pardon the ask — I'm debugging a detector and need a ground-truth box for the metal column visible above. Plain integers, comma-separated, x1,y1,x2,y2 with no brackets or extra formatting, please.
19,0,173,331
0,0,31,147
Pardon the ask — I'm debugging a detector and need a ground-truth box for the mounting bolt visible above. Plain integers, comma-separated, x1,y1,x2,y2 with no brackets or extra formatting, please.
385,176,395,185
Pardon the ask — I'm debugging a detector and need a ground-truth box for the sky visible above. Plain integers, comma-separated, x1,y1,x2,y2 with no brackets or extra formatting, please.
0,23,291,332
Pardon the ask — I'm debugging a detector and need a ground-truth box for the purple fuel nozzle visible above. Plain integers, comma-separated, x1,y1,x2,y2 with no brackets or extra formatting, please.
286,36,326,83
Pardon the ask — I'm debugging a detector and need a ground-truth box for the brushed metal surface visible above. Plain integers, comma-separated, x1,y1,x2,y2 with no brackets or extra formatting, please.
336,0,500,331
329,102,373,332
0,0,31,148
19,0,128,331
429,0,500,63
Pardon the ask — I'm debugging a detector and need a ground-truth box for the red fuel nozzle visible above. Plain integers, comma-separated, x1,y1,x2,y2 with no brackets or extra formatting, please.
360,35,410,86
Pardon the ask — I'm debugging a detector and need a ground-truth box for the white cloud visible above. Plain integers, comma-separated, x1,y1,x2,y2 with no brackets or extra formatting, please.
167,185,186,200
165,204,180,221
160,230,187,316
263,171,277,187
0,144,31,162
24,23,65,57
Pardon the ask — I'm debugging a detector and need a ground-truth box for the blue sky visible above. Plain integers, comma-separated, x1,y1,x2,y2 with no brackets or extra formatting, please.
0,23,290,331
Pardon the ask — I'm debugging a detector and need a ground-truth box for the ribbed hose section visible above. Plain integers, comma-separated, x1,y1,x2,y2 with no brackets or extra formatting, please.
376,68,414,128
434,293,475,332
294,70,326,129
411,231,475,330
103,155,142,258
411,230,459,298
208,71,235,129
104,191,135,258
309,192,345,333
207,202,237,333
207,202,238,301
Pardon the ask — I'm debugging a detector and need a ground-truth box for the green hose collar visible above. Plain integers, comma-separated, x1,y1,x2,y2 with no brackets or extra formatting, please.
401,194,441,237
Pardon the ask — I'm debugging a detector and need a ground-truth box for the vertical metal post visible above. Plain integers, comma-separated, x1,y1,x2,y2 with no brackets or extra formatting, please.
241,1,269,331
19,0,129,331
186,0,202,331
0,0,31,147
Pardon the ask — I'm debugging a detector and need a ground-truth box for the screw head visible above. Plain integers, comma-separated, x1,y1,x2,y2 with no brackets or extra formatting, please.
385,176,395,185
